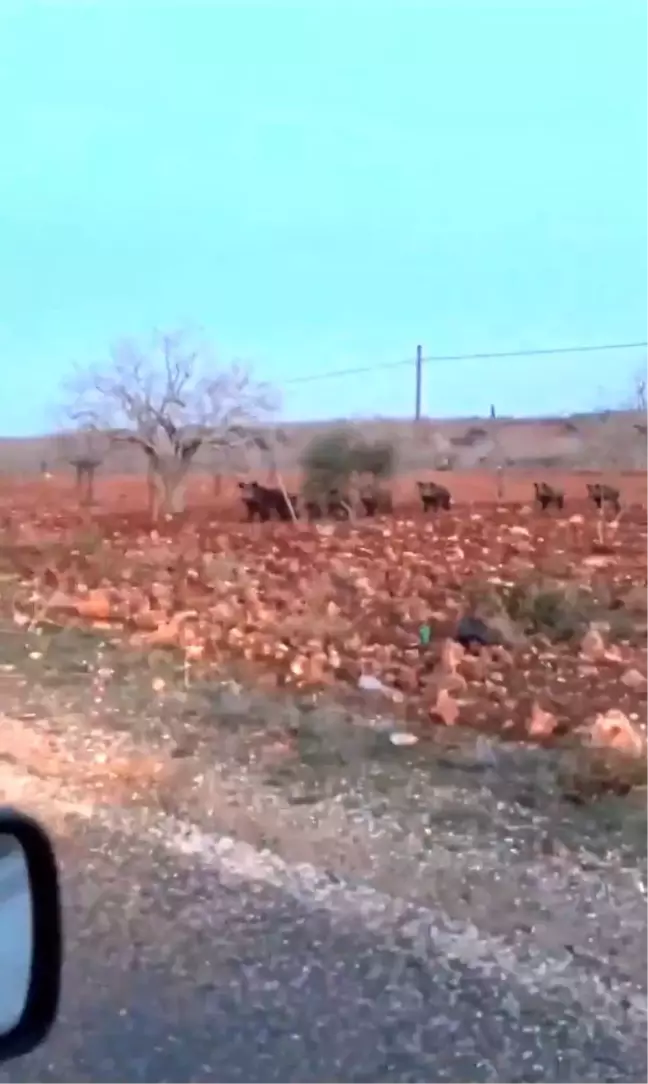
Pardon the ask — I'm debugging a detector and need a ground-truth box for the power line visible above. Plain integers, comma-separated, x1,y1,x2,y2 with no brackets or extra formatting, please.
281,339,648,387
282,356,413,385
422,341,648,363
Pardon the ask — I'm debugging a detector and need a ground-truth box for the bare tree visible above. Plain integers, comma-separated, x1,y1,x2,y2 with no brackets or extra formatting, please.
580,373,648,470
56,426,110,504
580,417,646,472
210,441,250,497
62,328,278,518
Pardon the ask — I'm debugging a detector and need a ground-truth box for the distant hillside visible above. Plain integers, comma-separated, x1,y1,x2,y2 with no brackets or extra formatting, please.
0,410,645,477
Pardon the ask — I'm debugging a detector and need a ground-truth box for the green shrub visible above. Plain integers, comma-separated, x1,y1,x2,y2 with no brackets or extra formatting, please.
300,429,397,498
352,438,395,480
502,580,595,640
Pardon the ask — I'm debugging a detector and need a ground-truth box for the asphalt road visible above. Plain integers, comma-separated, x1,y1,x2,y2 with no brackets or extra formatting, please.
0,619,646,1080
1,807,645,1084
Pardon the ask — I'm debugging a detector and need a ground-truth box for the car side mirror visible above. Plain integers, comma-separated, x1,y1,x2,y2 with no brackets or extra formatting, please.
0,808,62,1063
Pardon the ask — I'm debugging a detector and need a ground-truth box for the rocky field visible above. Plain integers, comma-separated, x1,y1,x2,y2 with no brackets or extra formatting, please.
0,474,646,1082
0,475,645,785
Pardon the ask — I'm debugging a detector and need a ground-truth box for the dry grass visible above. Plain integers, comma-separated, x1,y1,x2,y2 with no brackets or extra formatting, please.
1,407,645,477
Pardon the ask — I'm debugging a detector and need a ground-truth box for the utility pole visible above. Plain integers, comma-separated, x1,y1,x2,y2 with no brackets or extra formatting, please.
415,344,423,421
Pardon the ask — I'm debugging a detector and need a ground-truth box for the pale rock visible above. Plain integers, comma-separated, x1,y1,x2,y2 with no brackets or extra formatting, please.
528,702,558,738
440,638,465,672
620,668,647,690
430,688,460,727
578,664,600,678
579,627,606,662
389,732,419,747
603,645,624,663
439,670,468,694
587,709,646,758
583,554,613,568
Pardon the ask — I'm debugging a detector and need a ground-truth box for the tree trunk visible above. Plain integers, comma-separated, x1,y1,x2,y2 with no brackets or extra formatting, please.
144,450,197,521
83,465,97,505
156,463,190,516
73,462,97,505
146,462,159,520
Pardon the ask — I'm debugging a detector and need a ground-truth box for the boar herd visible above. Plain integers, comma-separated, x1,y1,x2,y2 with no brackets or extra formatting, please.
237,481,408,522
533,481,621,514
237,478,623,523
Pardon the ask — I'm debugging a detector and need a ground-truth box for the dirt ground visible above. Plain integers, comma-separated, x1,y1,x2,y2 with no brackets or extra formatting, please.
0,469,645,773
1,466,648,1084
3,467,645,524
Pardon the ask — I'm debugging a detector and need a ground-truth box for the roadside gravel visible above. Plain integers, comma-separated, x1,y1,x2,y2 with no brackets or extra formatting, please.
0,623,645,1081
0,762,646,1083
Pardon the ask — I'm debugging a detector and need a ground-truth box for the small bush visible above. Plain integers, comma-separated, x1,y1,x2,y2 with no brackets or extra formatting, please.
502,580,596,640
504,577,641,642
352,438,396,480
559,745,648,802
450,427,488,448
300,428,355,500
300,428,397,498
466,575,638,643
301,428,357,480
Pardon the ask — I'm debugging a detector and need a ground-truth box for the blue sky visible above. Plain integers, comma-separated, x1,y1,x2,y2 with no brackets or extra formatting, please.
0,0,646,435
